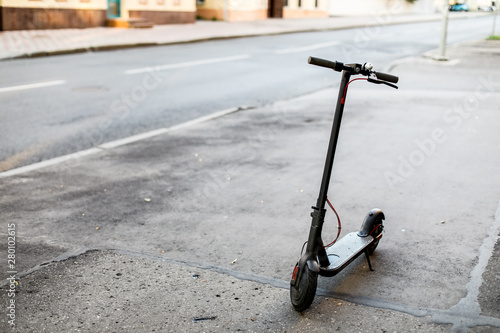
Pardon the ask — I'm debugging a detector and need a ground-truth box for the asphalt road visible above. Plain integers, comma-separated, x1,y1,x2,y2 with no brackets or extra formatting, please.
0,15,497,172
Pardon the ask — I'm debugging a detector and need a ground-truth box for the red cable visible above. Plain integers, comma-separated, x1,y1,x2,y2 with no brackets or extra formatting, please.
369,224,383,240
325,197,341,247
341,78,367,104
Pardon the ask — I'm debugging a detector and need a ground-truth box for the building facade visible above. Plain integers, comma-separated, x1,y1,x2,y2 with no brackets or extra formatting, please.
195,0,328,21
5,0,489,31
196,0,269,21
329,0,441,16
122,0,196,25
0,0,196,30
0,0,108,30
283,0,329,18
0,0,328,30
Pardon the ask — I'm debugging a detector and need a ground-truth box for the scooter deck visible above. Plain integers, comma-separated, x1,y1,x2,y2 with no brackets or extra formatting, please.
319,232,374,277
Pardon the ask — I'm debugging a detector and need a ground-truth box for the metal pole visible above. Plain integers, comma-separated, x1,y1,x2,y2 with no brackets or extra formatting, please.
493,6,498,36
436,0,450,60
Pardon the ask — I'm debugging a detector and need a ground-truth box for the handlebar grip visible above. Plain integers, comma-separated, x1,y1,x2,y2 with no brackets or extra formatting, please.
373,71,399,84
308,56,338,70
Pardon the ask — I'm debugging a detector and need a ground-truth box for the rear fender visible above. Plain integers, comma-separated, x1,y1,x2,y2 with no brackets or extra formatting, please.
358,208,385,237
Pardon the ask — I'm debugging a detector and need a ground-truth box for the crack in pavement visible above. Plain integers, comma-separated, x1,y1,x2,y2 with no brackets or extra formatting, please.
434,199,500,332
5,234,500,332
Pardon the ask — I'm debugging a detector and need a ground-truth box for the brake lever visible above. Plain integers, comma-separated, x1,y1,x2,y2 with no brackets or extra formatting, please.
367,75,398,89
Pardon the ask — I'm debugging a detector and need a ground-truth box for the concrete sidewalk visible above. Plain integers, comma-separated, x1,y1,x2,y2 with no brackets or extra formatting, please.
0,12,489,60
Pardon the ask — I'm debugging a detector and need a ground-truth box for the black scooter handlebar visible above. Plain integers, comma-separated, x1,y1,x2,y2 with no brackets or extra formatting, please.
308,56,399,84
308,56,338,70
373,71,399,84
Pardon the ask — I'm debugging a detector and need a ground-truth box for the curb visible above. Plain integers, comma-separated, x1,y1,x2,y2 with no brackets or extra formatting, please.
0,12,492,61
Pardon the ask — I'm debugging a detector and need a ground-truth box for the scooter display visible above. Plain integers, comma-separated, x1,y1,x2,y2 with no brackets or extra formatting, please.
290,56,399,312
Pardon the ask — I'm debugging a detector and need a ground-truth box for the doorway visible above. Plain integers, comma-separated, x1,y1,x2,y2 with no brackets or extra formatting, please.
107,0,121,18
268,0,284,18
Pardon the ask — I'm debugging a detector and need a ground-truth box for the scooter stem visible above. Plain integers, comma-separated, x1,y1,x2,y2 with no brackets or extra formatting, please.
316,69,352,209
305,70,352,263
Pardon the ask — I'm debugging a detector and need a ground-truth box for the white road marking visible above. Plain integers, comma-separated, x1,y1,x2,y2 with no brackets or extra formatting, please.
100,106,251,149
0,147,102,178
0,80,66,93
0,106,252,178
275,41,340,54
124,54,251,75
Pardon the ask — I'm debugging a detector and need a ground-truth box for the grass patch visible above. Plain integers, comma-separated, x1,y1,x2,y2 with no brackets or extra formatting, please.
487,35,500,40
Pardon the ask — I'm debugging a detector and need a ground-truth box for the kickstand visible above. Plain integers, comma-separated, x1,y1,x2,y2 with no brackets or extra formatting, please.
364,251,374,272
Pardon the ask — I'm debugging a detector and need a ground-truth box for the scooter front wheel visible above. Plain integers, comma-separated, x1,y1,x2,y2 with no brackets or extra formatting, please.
290,263,317,312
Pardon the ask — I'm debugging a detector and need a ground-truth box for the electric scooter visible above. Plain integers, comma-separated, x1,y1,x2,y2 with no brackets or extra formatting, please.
290,56,399,312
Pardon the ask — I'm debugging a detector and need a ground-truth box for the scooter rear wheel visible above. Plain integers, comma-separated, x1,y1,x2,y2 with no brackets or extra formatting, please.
290,263,317,312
